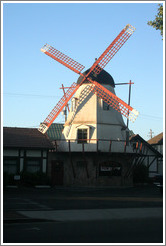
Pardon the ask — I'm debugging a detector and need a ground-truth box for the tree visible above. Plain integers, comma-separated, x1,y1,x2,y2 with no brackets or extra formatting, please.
147,4,163,38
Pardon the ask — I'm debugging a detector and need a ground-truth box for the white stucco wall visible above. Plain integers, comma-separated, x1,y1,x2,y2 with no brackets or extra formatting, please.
60,82,133,153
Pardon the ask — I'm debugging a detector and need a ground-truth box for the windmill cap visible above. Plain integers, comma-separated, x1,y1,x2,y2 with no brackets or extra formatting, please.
77,68,115,87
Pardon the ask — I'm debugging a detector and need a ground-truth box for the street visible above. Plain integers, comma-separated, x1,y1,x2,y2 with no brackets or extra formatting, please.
4,218,163,243
3,185,163,243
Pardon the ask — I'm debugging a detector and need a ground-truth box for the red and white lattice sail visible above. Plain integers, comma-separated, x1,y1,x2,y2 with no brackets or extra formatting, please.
39,24,138,134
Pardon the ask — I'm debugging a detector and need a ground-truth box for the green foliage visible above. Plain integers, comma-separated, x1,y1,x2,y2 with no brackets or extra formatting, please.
20,171,50,186
133,164,149,183
3,172,16,187
147,4,163,38
3,171,51,187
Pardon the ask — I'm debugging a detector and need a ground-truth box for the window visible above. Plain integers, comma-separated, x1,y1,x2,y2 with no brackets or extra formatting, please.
77,129,88,144
71,98,78,112
103,101,109,110
26,158,41,173
3,158,18,174
99,161,122,176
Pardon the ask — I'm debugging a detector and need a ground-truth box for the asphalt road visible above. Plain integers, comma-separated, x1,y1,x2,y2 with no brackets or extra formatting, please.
3,185,163,243
3,185,163,210
3,218,163,243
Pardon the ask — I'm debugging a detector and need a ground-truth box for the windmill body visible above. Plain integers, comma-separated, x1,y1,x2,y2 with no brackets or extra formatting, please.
60,69,133,153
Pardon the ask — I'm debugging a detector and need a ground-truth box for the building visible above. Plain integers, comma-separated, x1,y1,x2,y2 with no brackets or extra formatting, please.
130,134,163,177
3,126,162,186
147,132,163,176
147,132,163,154
3,127,54,180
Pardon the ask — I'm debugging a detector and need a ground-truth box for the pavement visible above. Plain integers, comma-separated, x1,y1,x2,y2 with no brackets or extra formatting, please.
18,207,163,222
3,184,163,224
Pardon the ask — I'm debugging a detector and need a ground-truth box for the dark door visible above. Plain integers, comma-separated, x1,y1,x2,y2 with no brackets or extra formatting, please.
51,160,64,186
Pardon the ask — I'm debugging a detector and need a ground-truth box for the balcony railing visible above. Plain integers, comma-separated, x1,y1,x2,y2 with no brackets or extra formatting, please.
49,138,143,154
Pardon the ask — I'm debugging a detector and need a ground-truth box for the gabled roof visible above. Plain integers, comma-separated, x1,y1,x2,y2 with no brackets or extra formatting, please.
46,123,64,140
147,132,163,145
130,134,162,157
3,127,54,149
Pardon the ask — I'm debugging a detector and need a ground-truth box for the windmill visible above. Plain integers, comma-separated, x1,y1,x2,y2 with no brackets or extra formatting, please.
38,24,139,135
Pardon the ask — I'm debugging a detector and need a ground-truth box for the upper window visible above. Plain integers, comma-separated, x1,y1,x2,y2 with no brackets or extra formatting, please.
71,98,78,112
103,101,109,110
77,128,88,144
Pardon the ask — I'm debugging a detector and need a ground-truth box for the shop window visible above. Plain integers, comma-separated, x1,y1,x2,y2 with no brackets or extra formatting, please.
77,128,88,144
26,158,41,173
99,161,121,176
3,158,18,174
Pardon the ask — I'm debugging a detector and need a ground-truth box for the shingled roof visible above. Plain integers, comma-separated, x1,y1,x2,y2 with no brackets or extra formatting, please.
46,123,64,140
147,132,163,145
3,127,54,149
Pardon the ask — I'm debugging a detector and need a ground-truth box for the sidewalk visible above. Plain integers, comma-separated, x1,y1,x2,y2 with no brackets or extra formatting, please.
4,207,163,223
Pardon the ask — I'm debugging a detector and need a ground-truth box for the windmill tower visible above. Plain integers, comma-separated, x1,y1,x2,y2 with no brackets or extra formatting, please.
38,24,139,186
61,68,130,153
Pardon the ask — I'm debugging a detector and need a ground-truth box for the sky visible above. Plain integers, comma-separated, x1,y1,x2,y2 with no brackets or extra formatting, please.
2,1,164,140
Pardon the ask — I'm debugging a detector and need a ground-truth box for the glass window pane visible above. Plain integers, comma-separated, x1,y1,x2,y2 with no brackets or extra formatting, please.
26,165,40,173
4,165,17,174
26,159,41,173
27,160,40,165
4,159,17,174
4,160,17,165
77,129,88,143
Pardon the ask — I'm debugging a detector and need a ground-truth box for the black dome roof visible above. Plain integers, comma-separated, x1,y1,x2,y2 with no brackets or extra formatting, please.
77,68,115,88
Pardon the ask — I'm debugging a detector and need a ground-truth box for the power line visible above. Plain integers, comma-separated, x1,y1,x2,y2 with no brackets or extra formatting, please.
3,92,60,98
139,113,162,120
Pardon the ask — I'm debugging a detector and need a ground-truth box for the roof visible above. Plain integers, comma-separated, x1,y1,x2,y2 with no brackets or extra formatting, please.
3,127,54,149
147,132,163,145
46,123,64,140
77,68,115,87
130,134,162,157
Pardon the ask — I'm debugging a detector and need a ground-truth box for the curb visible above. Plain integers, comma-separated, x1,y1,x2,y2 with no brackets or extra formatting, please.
4,218,55,224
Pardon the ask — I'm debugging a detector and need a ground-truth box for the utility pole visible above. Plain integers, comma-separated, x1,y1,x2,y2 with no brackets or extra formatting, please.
148,129,154,139
126,80,133,146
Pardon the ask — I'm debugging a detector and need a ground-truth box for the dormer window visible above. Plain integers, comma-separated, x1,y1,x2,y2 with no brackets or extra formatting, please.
77,129,88,144
77,125,90,144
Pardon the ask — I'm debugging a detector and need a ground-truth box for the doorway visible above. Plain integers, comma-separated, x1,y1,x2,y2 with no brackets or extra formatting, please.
51,160,64,186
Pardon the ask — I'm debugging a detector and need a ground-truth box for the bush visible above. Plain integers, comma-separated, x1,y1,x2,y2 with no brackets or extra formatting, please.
20,171,50,186
3,172,16,187
133,164,149,184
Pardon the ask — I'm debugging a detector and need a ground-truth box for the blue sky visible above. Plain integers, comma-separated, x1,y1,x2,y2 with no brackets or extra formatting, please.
2,1,164,140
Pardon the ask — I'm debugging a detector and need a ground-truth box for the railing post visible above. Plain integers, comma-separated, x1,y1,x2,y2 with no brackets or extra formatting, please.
124,141,126,153
97,139,99,152
55,140,57,152
82,142,84,152
68,140,71,152
68,140,76,178
109,140,112,152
